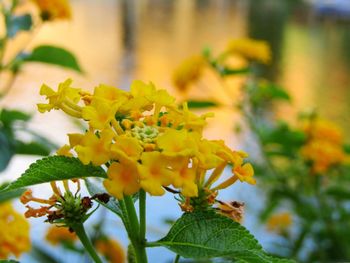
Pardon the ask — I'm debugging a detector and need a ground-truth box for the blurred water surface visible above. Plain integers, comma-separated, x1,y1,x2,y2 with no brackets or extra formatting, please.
1,0,350,262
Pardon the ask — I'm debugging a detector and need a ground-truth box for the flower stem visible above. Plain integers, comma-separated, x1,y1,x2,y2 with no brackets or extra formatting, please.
124,195,148,263
174,254,181,263
73,223,103,263
139,189,146,242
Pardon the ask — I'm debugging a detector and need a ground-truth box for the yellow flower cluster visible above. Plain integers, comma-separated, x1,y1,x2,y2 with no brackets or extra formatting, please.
38,79,255,201
96,238,125,263
32,0,71,21
172,55,206,92
0,202,31,259
46,225,77,245
266,212,292,234
225,38,271,64
301,118,347,174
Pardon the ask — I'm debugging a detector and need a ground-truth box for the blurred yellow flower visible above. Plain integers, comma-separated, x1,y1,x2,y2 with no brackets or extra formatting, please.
96,238,125,263
0,202,31,258
32,0,71,21
46,225,76,245
301,118,347,174
172,55,206,92
266,212,292,234
225,38,271,64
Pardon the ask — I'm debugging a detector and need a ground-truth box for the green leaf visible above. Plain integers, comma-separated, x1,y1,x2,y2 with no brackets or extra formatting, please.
187,100,219,109
155,211,293,262
15,141,52,156
6,14,33,38
0,260,20,263
85,178,122,217
24,45,83,73
29,244,63,263
219,67,250,76
0,130,14,172
0,109,31,127
0,182,25,203
1,156,107,193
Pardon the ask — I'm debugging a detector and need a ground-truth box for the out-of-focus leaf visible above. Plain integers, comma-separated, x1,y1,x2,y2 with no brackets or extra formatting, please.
24,45,83,72
15,141,52,156
260,121,305,158
0,260,20,263
344,144,350,154
0,109,31,127
187,100,219,109
219,67,250,76
0,130,14,172
30,244,63,263
6,14,33,38
0,156,107,193
326,186,350,200
0,182,25,203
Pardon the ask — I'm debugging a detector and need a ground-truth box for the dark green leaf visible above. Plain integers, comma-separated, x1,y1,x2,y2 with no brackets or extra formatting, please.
0,109,31,127
24,45,83,72
0,260,20,263
326,186,350,200
1,156,107,193
6,14,32,38
29,244,63,263
0,130,14,172
219,67,250,76
0,183,25,203
187,100,219,109
156,211,294,262
15,141,52,156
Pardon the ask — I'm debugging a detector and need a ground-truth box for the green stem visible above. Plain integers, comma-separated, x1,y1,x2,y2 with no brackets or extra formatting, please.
124,195,140,240
73,223,103,263
139,189,146,242
174,254,181,263
124,195,148,263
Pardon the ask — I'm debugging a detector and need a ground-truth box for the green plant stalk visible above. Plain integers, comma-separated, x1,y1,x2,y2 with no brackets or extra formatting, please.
174,254,181,263
72,223,103,263
139,189,146,242
124,194,148,263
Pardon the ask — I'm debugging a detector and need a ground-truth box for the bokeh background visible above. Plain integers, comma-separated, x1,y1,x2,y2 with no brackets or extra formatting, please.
1,0,350,262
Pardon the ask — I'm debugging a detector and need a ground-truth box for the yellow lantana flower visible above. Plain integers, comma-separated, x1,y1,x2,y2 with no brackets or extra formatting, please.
138,152,174,196
104,157,140,200
37,79,82,118
75,129,114,165
0,203,31,258
170,157,198,197
38,79,255,212
234,163,256,185
82,98,120,130
110,136,143,161
32,0,71,21
157,129,198,157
